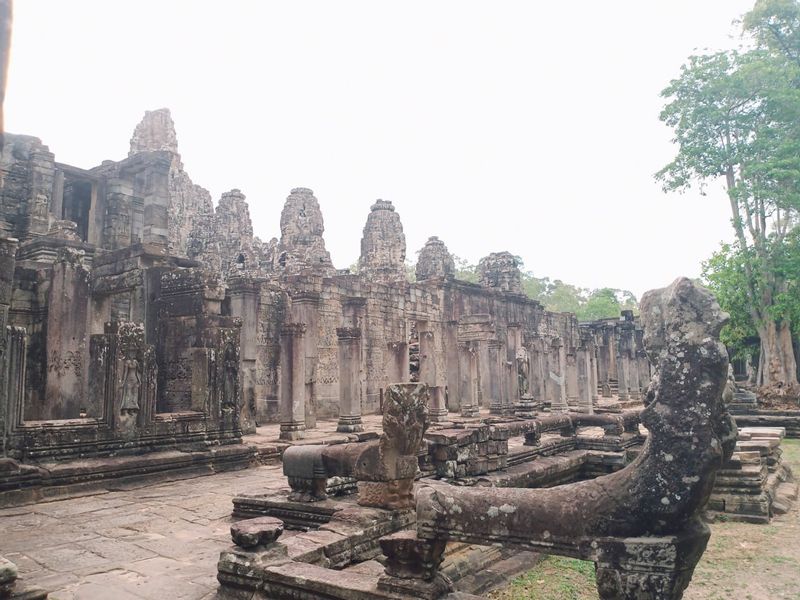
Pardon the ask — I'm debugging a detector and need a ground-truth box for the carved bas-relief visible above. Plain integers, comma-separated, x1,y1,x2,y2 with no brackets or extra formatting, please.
413,278,737,600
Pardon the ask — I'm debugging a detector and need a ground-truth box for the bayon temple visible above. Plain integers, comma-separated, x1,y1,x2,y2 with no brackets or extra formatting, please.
0,110,797,600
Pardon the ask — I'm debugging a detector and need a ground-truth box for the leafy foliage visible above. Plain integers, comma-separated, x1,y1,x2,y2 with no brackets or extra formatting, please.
659,0,800,386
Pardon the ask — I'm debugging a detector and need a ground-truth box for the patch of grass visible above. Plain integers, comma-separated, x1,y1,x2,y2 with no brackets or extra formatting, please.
781,439,800,466
488,556,597,600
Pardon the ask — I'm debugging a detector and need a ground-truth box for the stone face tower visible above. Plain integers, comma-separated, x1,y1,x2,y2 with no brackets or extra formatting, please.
275,188,334,275
127,108,215,259
214,189,258,274
478,251,522,293
358,200,406,283
415,236,455,281
129,108,180,156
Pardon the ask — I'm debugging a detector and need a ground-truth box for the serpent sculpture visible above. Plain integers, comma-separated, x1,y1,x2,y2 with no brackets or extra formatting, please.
415,277,737,599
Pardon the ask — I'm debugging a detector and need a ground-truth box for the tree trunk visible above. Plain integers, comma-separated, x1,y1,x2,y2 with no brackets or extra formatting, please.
757,318,799,387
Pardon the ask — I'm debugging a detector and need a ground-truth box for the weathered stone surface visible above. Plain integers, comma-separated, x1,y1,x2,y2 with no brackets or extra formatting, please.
354,383,429,509
230,516,284,548
415,278,734,600
478,251,522,293
416,236,455,281
358,199,406,283
274,188,334,275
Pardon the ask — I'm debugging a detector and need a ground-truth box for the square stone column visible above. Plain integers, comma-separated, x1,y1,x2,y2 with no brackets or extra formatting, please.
457,342,479,417
576,344,594,414
44,248,92,419
419,325,447,422
279,323,306,441
487,339,505,415
386,340,409,383
616,347,629,401
336,327,363,433
290,292,321,429
549,337,569,413
565,350,579,408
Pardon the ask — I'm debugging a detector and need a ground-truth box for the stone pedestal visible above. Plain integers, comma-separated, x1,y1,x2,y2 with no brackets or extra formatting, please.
336,327,363,433
378,530,451,600
279,323,306,441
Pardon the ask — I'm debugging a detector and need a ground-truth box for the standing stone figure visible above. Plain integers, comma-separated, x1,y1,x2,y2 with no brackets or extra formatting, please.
120,358,141,414
516,346,530,398
222,345,237,409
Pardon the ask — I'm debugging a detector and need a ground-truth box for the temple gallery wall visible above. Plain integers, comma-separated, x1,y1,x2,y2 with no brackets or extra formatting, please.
0,109,797,600
0,108,650,461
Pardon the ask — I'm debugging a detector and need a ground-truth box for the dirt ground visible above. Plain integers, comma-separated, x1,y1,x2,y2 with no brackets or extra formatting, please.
489,439,800,600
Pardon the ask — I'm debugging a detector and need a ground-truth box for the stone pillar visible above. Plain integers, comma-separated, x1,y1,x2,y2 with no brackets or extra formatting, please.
336,327,363,433
2,328,25,457
576,343,594,414
290,292,321,429
279,323,306,441
565,350,579,409
419,325,447,422
458,342,479,417
44,248,92,419
386,340,409,384
227,276,261,434
637,351,651,395
550,338,569,413
487,339,504,415
590,346,600,402
142,154,171,248
616,343,629,401
443,321,460,413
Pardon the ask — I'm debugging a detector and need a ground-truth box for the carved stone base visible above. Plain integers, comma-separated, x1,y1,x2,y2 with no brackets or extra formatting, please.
460,405,480,418
377,573,452,600
428,408,449,423
593,522,710,600
336,415,364,433
489,401,504,415
515,396,538,417
357,479,415,510
279,421,305,441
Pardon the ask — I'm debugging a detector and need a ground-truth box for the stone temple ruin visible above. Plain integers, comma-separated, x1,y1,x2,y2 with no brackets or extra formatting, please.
0,110,797,600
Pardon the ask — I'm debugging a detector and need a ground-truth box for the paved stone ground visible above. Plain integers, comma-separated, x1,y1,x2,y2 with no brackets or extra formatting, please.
1,406,631,600
1,464,292,600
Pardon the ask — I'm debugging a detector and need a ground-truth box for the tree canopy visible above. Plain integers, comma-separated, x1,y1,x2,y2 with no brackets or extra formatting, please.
661,0,800,387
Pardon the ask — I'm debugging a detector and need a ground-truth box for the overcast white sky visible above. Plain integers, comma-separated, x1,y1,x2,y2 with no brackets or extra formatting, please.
5,1,756,298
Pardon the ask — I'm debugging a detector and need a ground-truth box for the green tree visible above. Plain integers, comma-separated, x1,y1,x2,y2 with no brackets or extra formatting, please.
658,0,800,387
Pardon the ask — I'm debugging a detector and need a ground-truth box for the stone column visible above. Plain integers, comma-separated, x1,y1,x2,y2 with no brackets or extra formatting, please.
279,323,306,441
443,321,460,413
638,351,651,394
227,276,261,434
487,339,504,415
550,338,569,413
336,327,363,433
44,248,92,419
142,154,170,248
565,350,579,409
616,344,629,401
590,347,600,402
0,238,18,456
576,343,594,414
419,325,447,422
386,340,409,383
458,342,479,418
290,292,321,429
